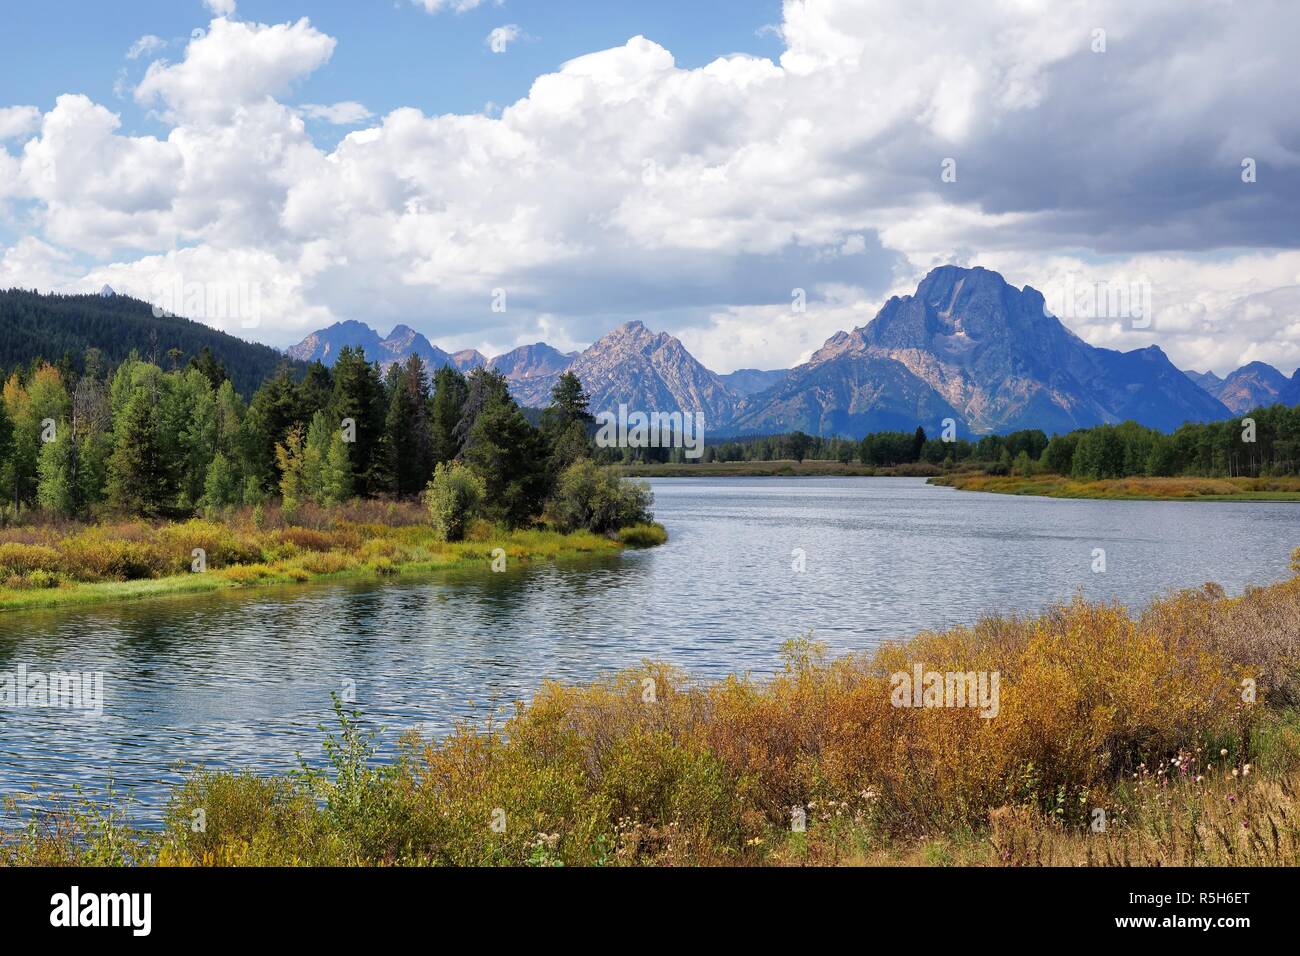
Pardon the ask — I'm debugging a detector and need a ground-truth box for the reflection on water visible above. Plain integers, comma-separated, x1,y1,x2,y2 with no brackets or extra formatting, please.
2,477,1299,825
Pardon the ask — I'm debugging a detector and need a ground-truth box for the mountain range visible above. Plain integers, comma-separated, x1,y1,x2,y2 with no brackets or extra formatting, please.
1184,361,1300,414
287,266,1299,438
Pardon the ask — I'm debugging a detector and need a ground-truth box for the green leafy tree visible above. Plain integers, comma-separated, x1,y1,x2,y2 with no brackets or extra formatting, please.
303,411,332,503
275,424,308,515
202,451,241,512
424,461,484,541
550,459,653,534
321,429,353,505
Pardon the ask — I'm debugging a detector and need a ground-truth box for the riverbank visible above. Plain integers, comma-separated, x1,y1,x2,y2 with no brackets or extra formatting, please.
0,502,665,613
616,460,939,477
931,473,1300,501
5,546,1298,866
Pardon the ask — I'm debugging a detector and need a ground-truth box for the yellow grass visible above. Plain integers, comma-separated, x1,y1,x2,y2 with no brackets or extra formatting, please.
0,503,658,612
932,473,1300,501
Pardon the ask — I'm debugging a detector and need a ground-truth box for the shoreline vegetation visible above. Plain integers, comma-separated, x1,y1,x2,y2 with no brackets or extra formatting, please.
4,549,1299,867
930,473,1300,501
0,500,666,614
621,401,1300,500
0,351,668,612
618,459,1300,500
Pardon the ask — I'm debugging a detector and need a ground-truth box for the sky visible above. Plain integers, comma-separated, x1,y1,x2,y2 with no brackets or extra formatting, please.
1,0,1298,376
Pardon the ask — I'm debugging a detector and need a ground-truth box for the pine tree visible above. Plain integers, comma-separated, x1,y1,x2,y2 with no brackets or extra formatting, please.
329,347,386,495
107,383,170,515
430,364,468,465
242,364,303,494
542,371,594,474
462,392,550,528
453,367,512,455
385,354,434,495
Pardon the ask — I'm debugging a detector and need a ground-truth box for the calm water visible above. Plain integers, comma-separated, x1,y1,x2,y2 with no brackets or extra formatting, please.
2,477,1299,824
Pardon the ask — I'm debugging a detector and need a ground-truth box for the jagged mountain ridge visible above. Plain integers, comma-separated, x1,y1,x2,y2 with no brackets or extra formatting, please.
732,266,1232,436
287,266,1296,437
1186,361,1300,414
286,320,452,372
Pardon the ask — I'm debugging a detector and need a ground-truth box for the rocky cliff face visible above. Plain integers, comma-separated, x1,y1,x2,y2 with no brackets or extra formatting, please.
287,320,451,371
451,349,487,371
564,321,738,425
488,343,577,405
718,368,790,398
1188,360,1297,413
733,266,1231,436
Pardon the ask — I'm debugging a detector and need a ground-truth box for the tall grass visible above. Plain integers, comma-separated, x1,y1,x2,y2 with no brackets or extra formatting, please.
0,503,658,610
934,473,1300,500
4,549,1298,867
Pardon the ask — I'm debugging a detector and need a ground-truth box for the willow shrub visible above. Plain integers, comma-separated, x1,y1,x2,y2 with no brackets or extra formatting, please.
424,462,485,543
549,459,653,535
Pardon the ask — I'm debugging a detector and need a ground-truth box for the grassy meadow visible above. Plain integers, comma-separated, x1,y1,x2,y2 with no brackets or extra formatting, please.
931,473,1300,501
0,500,665,612
5,548,1299,866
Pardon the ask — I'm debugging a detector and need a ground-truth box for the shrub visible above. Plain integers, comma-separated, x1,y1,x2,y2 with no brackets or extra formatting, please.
424,462,485,542
617,523,668,547
550,460,653,534
0,542,62,575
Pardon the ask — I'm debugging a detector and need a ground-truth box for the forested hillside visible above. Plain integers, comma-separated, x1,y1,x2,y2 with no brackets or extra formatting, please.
0,289,299,398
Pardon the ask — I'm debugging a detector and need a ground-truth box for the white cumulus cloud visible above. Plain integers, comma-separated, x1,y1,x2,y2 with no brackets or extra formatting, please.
0,0,1296,374
0,106,40,140
127,35,167,61
299,101,374,125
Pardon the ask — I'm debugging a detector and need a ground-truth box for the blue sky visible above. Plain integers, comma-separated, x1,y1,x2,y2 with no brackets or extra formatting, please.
1,0,784,143
1,1,1297,375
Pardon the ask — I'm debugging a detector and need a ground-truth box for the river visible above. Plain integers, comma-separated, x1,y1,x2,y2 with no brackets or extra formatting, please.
2,477,1298,825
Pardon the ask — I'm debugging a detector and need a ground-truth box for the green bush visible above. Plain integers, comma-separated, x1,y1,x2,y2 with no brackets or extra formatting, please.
550,460,653,535
424,462,485,542
617,523,668,547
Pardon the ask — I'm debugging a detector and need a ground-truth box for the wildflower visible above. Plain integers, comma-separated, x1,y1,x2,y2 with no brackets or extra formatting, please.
1220,748,1229,757
1243,764,1252,776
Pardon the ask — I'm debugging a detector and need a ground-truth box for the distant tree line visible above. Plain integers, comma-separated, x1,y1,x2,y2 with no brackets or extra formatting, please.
0,289,300,398
688,403,1300,479
0,347,651,535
